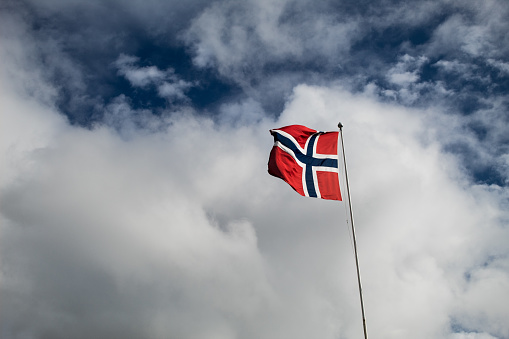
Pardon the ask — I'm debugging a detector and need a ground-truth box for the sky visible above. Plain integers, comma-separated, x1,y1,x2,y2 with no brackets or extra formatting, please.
1,0,509,338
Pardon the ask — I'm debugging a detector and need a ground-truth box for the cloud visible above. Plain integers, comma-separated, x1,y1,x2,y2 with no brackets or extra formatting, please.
114,54,194,102
3,53,509,337
279,84,509,338
182,0,360,111
425,2,509,59
386,55,427,86
181,0,509,184
451,333,499,339
487,58,509,75
115,55,167,87
1,1,509,339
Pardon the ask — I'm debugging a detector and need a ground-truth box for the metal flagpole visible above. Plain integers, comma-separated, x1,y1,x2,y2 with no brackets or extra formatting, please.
338,122,368,339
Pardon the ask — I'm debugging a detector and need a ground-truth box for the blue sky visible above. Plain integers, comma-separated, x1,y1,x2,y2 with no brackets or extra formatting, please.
1,1,509,338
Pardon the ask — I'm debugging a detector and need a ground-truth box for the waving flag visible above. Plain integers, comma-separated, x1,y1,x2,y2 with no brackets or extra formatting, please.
268,125,342,201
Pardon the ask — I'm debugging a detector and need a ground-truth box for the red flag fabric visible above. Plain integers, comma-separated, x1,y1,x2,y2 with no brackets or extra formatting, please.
268,125,342,201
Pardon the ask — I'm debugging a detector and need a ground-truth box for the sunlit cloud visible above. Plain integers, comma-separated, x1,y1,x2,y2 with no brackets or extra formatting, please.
1,1,509,339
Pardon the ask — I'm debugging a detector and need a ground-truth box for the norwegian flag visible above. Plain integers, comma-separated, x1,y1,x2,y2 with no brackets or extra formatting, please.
268,125,342,201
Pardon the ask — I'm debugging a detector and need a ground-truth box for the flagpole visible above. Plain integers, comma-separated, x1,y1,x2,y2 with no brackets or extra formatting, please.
338,122,368,339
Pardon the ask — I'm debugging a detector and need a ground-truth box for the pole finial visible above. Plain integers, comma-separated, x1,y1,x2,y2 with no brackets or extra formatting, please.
338,122,343,129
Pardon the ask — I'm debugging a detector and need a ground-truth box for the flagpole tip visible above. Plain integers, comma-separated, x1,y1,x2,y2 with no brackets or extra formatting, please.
338,122,343,129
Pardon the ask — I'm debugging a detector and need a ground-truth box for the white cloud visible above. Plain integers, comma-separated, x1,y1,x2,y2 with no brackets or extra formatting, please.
183,0,358,82
115,54,166,87
426,2,509,59
2,1,509,339
114,54,194,102
157,80,191,101
3,59,509,338
386,55,428,86
277,84,509,338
